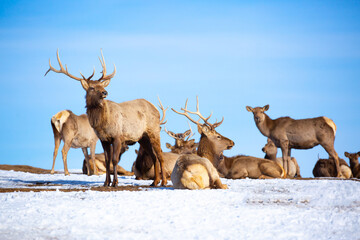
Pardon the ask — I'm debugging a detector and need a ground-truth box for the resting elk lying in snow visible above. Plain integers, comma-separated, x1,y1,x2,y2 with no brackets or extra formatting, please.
51,110,98,176
82,153,133,176
171,97,233,189
312,157,352,179
45,50,166,187
217,155,286,179
132,124,198,180
344,151,360,178
246,105,343,178
262,138,301,178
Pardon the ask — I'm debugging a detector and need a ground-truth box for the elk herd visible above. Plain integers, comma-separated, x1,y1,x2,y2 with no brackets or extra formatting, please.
45,50,360,190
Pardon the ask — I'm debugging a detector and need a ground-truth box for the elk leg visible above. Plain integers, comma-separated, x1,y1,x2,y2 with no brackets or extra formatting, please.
321,143,343,178
51,135,61,174
90,141,98,175
81,148,91,176
61,142,71,176
101,141,112,186
280,140,290,176
111,139,123,187
139,137,161,187
148,135,167,186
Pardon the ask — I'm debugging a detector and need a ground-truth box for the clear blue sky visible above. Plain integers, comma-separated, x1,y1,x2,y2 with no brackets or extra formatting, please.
0,0,359,177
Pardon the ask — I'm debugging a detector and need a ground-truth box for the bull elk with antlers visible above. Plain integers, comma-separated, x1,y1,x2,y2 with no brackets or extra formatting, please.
45,50,167,187
246,105,343,178
171,97,234,189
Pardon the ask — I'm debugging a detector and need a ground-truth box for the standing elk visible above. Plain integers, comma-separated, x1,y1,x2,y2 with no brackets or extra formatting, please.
51,110,98,176
132,124,198,180
45,50,166,187
262,138,301,178
171,97,234,189
312,157,352,179
246,105,343,178
344,151,360,178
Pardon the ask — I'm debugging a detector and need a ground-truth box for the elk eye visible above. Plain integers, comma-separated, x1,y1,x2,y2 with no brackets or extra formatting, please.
217,135,221,139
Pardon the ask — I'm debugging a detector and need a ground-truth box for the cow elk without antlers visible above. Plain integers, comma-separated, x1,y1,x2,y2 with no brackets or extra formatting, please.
45,50,167,187
171,97,234,189
51,110,98,176
246,105,343,178
344,151,360,178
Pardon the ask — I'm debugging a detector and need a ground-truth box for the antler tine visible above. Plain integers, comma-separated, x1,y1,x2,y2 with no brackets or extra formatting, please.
164,126,176,139
171,98,200,125
181,96,213,127
186,121,195,141
157,96,168,125
212,116,224,129
44,49,84,81
98,49,116,81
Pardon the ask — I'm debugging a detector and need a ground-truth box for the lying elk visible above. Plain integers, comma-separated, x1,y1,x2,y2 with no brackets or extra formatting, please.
344,151,360,178
45,50,166,187
171,97,234,189
262,138,301,178
217,155,286,179
313,157,352,179
132,123,198,180
246,105,343,178
82,153,133,176
51,110,98,176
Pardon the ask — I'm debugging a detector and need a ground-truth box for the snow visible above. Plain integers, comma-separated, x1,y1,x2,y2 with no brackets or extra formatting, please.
0,169,359,240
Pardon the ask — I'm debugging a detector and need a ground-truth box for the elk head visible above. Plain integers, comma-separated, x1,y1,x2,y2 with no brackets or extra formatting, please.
45,49,116,108
246,105,269,124
344,152,360,166
262,138,277,155
172,96,234,156
164,123,198,154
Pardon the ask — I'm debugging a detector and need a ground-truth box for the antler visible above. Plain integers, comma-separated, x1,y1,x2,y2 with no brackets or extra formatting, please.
158,96,168,125
172,96,224,129
45,49,87,81
98,49,116,81
185,121,195,141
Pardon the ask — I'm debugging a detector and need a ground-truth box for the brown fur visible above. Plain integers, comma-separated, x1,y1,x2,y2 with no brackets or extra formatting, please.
46,51,166,187
51,110,98,176
313,158,352,178
217,155,286,179
344,151,360,178
246,105,342,178
82,153,134,176
262,138,301,178
171,97,234,189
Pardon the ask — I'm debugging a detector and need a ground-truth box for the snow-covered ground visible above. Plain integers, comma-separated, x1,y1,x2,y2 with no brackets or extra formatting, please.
0,169,359,240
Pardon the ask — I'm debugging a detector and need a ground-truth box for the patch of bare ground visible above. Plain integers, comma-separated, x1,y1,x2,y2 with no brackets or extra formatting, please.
0,164,56,174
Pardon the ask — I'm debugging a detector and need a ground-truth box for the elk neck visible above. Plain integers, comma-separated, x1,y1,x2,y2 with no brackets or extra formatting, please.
264,152,277,161
196,134,222,166
256,113,274,137
349,158,359,171
85,97,109,130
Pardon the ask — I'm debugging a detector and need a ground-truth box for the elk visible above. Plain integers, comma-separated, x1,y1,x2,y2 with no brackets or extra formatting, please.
217,155,286,179
262,138,301,178
82,153,134,176
51,110,98,176
312,157,352,179
344,151,360,178
246,105,343,178
132,125,198,180
45,50,166,187
171,97,234,189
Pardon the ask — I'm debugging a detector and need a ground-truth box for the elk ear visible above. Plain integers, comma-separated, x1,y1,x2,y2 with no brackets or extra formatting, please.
344,152,349,158
80,79,89,90
101,79,111,88
200,125,211,136
166,143,173,150
263,105,270,111
246,106,254,112
183,129,191,138
188,139,195,144
267,138,272,143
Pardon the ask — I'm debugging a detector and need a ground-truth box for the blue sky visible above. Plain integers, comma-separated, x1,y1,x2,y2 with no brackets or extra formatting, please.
0,0,359,177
